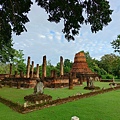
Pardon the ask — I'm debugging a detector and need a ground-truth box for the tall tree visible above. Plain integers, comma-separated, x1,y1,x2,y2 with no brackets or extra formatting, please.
55,62,60,76
111,56,120,78
0,63,10,74
64,59,73,73
0,39,15,63
1,0,112,41
46,60,55,77
111,35,120,54
100,53,119,74
0,0,113,61
37,0,113,40
0,0,33,62
84,51,94,69
84,51,107,75
10,50,26,74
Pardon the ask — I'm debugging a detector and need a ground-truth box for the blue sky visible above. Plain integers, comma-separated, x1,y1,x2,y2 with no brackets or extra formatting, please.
13,0,120,65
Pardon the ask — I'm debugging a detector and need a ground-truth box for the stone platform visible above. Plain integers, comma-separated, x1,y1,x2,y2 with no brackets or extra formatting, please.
24,93,52,104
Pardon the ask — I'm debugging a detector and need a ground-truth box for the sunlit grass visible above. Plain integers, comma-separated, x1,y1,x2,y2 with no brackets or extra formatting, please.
0,81,111,104
0,90,120,120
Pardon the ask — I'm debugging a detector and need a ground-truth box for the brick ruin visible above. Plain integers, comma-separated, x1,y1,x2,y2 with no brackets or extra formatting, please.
71,51,100,86
0,52,100,89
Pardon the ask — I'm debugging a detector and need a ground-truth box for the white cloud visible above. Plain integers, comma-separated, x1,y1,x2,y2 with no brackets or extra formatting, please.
48,35,53,40
38,34,46,39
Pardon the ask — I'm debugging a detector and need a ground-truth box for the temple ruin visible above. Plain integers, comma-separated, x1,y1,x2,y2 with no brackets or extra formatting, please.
71,51,99,85
0,51,100,89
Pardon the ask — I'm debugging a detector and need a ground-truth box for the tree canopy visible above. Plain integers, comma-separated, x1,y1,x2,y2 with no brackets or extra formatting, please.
1,0,113,41
0,0,113,62
37,0,113,40
0,39,15,63
111,35,120,54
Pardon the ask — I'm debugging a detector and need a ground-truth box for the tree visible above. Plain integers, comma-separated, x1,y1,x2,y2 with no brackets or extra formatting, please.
0,63,10,74
55,62,60,76
112,56,120,78
46,60,55,76
0,49,26,74
0,0,113,60
1,0,113,41
84,51,107,75
64,59,73,73
84,51,94,69
100,53,119,75
37,0,112,40
0,0,33,62
10,50,26,74
111,35,120,54
0,39,15,63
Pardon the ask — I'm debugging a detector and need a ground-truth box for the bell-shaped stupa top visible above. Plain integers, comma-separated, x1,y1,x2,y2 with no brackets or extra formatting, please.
71,51,93,73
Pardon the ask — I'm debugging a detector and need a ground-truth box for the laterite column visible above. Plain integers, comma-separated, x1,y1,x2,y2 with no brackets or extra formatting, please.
42,55,46,79
26,56,30,78
60,56,64,76
69,73,73,89
31,61,34,78
36,64,39,78
9,63,12,75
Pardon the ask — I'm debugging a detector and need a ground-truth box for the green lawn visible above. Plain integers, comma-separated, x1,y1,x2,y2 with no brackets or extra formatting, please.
0,81,110,104
0,81,120,120
0,90,120,120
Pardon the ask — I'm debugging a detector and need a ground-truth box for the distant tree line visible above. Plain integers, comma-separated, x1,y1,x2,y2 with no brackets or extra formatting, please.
85,52,120,79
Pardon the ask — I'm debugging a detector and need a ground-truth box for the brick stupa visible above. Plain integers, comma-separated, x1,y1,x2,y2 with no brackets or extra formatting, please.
71,51,93,74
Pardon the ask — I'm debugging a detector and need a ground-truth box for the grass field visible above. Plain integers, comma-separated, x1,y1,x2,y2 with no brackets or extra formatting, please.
0,81,120,120
0,81,110,104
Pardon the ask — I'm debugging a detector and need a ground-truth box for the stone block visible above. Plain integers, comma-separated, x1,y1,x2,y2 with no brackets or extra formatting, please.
71,116,79,120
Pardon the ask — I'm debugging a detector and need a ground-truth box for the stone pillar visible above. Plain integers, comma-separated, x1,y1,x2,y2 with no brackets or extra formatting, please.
87,77,90,87
14,71,18,78
50,70,57,78
72,72,76,78
69,73,73,89
9,80,13,87
31,61,34,78
20,71,24,78
83,75,85,82
17,81,21,89
42,55,46,79
26,56,30,78
53,70,57,79
36,64,39,78
79,76,83,85
60,56,64,76
10,63,12,75
51,70,54,77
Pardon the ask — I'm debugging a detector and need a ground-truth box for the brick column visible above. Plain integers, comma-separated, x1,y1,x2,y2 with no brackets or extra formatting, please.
20,71,24,78
79,77,83,85
42,55,46,79
69,73,73,89
14,71,18,78
60,56,64,76
10,63,12,75
53,70,57,79
26,56,30,78
31,61,34,78
72,72,76,78
17,81,21,89
36,64,39,78
51,70,54,77
87,77,90,87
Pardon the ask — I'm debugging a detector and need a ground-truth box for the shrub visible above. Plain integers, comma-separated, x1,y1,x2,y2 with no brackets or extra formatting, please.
101,74,114,79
